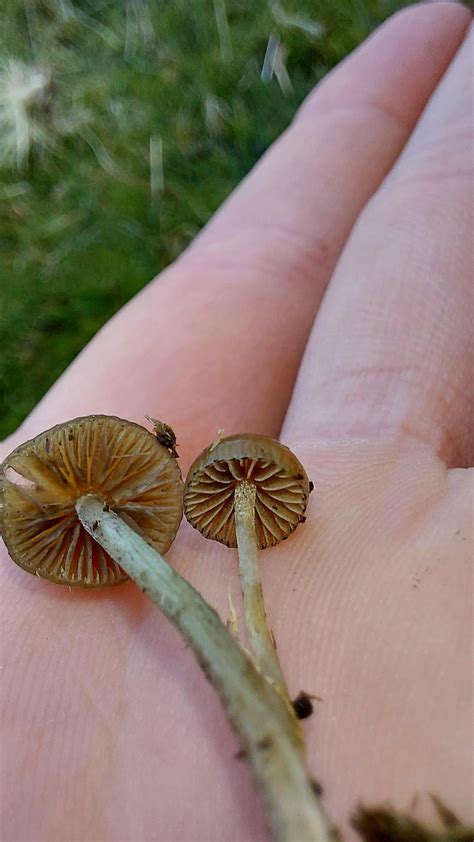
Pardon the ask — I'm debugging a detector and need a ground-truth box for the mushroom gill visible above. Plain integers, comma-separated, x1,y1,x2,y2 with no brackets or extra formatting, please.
0,415,183,587
184,434,309,549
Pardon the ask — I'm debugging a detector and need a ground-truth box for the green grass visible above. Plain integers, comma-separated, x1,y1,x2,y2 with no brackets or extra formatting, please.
0,0,410,438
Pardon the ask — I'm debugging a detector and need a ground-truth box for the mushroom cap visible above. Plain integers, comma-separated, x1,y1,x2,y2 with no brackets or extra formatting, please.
0,415,183,587
184,434,309,549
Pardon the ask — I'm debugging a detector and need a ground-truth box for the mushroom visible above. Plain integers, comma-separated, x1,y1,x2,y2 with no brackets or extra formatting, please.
1,418,331,842
0,415,183,587
183,434,310,702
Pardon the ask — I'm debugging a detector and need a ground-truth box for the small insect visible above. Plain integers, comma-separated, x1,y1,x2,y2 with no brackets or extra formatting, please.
292,691,314,720
146,416,179,458
291,689,322,720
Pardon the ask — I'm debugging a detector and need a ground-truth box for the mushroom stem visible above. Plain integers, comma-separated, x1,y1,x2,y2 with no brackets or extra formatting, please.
76,494,333,842
234,482,294,702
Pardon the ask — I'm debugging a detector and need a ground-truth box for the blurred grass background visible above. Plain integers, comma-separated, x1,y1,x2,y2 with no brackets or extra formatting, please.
1,0,412,438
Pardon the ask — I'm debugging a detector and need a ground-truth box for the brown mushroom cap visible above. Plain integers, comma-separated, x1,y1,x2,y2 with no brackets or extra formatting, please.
184,434,309,549
0,415,183,587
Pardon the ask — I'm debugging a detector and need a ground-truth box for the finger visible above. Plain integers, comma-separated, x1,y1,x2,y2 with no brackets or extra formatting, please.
283,21,473,468
4,4,470,469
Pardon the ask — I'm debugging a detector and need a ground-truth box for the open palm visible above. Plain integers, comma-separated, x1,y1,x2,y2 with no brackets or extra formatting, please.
1,5,472,840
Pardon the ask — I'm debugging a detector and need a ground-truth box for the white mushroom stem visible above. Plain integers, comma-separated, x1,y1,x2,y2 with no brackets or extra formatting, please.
234,482,294,704
76,494,333,842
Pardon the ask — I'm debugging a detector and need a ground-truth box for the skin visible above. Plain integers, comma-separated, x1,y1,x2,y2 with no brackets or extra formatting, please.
1,4,472,840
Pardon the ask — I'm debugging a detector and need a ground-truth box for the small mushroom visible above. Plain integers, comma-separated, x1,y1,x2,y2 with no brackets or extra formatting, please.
183,434,309,548
184,434,310,697
0,415,183,587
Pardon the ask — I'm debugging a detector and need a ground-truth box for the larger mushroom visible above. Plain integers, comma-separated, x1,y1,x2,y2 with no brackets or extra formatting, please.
184,433,310,706
0,414,183,587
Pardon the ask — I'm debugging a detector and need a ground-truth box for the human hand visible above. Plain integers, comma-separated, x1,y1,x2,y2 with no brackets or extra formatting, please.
1,4,472,840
